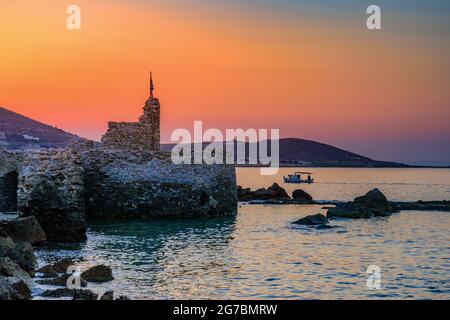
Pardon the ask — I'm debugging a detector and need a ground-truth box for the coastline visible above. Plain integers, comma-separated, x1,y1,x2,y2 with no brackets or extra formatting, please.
236,164,450,169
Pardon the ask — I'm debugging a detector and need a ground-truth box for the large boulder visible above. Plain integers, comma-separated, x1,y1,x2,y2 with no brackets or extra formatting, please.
267,183,290,199
0,257,34,288
353,188,393,212
292,189,313,202
293,213,328,226
81,265,114,283
0,216,46,245
0,276,31,300
327,189,395,219
0,236,36,276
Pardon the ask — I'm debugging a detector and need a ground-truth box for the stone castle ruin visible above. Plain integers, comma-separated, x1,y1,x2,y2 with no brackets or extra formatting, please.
101,73,160,151
0,75,237,242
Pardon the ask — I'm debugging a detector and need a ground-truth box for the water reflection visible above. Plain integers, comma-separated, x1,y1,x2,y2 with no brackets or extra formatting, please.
36,217,238,299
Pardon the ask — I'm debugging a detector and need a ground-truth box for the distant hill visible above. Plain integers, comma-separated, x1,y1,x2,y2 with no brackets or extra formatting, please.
0,107,78,149
161,139,407,168
1,106,406,167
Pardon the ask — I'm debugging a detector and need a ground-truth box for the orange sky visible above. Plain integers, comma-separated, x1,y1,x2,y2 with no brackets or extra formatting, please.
0,0,449,163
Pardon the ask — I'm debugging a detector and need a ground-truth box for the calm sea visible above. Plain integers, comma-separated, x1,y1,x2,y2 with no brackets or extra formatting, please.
35,168,450,299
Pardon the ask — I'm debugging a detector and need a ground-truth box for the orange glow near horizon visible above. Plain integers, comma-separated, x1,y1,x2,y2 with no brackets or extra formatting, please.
0,0,449,162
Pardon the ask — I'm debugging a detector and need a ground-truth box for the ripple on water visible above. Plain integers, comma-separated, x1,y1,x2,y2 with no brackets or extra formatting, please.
34,206,450,299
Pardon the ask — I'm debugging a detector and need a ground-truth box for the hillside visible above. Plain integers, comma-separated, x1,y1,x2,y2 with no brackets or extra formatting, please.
0,106,405,167
161,139,406,168
0,107,78,149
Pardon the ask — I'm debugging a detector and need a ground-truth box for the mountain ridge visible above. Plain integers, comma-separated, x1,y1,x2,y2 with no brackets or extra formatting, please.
0,106,407,167
0,106,78,149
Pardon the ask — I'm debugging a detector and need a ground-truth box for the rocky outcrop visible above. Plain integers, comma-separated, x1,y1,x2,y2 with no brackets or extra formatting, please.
0,236,36,276
237,183,290,201
0,275,31,300
391,200,450,212
82,150,237,219
3,146,237,243
293,213,328,226
0,257,34,288
81,265,113,283
17,149,86,242
41,288,98,300
292,189,313,203
0,219,37,299
327,189,396,219
0,216,46,245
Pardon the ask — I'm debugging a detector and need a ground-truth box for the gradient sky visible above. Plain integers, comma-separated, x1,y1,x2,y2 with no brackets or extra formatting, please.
1,0,449,164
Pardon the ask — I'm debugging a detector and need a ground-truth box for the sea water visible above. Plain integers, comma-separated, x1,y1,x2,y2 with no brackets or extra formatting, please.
34,168,450,299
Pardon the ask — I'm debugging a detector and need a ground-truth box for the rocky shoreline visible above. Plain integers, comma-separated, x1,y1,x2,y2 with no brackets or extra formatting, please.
238,184,450,213
0,215,125,300
2,181,449,300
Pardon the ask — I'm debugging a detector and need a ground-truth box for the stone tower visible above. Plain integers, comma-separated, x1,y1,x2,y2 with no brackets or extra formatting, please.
101,73,161,151
139,72,160,151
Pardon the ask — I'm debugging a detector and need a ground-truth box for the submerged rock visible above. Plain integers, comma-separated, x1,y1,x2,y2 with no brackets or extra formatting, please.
81,265,114,283
391,200,450,212
293,214,328,226
100,290,114,300
38,258,77,277
49,258,76,273
0,216,46,245
292,189,313,203
36,273,87,288
327,189,395,219
73,289,99,300
315,224,334,230
41,288,98,300
38,265,58,278
327,206,374,219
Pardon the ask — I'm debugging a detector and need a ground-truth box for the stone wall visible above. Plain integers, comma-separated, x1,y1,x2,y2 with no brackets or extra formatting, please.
82,149,237,219
100,122,155,151
17,149,86,242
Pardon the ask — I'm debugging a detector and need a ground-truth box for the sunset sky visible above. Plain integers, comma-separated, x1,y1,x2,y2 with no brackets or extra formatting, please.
0,0,449,164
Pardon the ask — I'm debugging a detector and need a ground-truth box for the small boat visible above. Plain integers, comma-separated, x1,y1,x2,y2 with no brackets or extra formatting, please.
283,172,314,184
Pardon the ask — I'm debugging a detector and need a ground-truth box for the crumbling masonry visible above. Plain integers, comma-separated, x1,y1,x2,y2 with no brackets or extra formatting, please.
101,73,160,151
0,75,237,242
